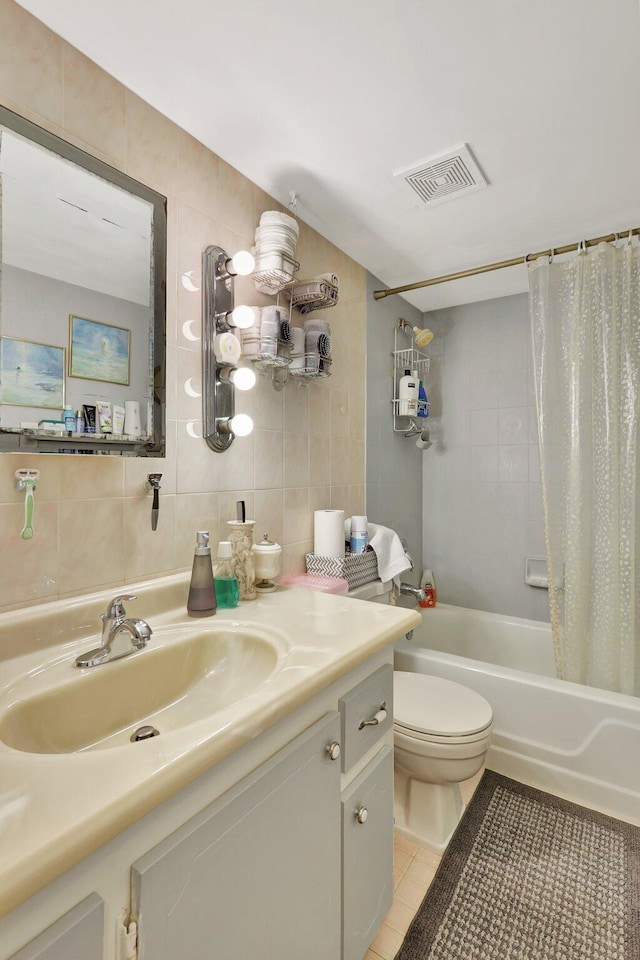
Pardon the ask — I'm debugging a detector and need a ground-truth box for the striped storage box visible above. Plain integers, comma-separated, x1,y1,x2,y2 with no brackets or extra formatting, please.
305,550,379,590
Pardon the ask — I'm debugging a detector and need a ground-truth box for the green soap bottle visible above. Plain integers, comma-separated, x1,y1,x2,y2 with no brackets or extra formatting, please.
214,541,240,608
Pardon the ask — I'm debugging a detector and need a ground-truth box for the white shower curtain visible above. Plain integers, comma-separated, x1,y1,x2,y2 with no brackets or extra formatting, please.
529,240,640,696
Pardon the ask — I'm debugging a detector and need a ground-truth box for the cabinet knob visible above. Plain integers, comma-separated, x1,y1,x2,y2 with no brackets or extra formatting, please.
326,740,341,761
355,806,368,824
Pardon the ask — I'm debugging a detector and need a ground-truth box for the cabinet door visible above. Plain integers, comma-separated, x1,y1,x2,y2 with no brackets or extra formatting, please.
8,894,104,960
132,713,341,960
341,746,394,960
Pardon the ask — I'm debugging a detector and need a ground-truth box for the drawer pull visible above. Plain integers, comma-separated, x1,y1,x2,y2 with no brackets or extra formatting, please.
326,740,341,761
355,806,368,824
358,703,387,731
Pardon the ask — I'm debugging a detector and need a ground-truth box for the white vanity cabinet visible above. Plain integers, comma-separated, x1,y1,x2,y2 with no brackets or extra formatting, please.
2,653,396,960
8,895,104,960
131,713,342,960
339,665,394,960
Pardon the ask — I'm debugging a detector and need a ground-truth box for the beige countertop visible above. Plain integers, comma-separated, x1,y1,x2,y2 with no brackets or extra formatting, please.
0,573,420,918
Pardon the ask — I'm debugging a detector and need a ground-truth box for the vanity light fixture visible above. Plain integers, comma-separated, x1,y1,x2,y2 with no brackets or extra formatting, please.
202,244,256,452
222,366,257,391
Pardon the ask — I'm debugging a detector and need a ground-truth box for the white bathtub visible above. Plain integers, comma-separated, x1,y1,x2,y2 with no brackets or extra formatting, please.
394,603,640,826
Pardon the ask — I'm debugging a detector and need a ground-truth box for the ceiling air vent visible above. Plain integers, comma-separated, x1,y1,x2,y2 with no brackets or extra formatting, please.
394,143,488,206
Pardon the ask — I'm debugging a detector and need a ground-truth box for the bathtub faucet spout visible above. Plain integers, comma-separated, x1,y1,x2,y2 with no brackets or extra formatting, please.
398,582,426,603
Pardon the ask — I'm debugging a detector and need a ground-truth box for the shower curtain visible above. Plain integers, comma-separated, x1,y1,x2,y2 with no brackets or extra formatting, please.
529,239,640,696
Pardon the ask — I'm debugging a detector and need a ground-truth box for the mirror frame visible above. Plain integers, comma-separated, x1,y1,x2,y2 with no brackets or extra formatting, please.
0,104,167,456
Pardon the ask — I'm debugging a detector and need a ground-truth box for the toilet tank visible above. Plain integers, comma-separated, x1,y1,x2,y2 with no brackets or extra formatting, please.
347,580,393,604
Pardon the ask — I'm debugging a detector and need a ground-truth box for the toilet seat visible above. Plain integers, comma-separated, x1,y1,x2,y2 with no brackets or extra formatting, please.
393,672,493,740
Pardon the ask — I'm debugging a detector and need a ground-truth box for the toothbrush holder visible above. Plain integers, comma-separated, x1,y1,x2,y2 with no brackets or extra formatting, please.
226,520,257,600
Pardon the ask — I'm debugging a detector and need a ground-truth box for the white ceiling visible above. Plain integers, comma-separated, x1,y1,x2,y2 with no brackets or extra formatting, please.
0,130,153,304
16,0,640,311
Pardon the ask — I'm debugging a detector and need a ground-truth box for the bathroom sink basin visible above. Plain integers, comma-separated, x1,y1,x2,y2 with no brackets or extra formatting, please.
0,626,283,753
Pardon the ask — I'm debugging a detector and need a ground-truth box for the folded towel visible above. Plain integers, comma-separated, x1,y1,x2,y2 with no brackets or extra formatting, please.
367,522,412,583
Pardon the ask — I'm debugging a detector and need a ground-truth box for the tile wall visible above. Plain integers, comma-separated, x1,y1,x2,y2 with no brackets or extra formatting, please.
422,293,550,621
0,0,366,613
365,275,424,580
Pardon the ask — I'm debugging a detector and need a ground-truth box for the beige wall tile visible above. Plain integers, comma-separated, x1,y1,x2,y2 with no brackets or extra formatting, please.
218,434,255,492
0,502,59,607
254,430,284,489
284,433,309,488
330,388,349,438
309,485,331,515
284,384,309,435
349,439,365,486
176,422,220,494
283,487,311,545
124,494,177,581
309,381,331,437
252,378,284,432
175,129,219,220
331,436,349,485
254,489,284,547
62,46,126,166
218,159,255,239
0,0,63,124
60,456,125,500
176,347,203,422
59,498,125,594
175,492,219,569
125,91,178,194
282,539,313,577
309,436,331,486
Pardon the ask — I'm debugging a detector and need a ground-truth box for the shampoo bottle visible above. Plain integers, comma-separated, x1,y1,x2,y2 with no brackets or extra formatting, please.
417,379,429,418
187,531,217,616
398,369,418,416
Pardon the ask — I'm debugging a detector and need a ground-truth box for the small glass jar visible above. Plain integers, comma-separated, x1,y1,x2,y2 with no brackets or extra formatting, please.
251,533,282,593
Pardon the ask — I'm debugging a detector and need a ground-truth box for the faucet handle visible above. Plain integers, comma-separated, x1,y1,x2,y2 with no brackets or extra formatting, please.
104,594,137,620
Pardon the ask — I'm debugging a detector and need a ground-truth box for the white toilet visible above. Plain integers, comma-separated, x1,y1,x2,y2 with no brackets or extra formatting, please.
393,670,493,852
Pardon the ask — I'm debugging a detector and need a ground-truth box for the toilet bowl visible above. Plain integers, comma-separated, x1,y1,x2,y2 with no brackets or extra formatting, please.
393,670,493,852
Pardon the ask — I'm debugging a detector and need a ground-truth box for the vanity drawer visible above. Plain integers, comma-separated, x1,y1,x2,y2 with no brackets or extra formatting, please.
339,664,393,772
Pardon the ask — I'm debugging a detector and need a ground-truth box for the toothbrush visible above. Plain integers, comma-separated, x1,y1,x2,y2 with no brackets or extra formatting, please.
15,469,40,540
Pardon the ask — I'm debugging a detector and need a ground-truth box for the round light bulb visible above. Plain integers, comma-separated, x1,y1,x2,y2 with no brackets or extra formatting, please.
230,305,255,329
230,367,256,391
229,413,254,437
229,250,255,276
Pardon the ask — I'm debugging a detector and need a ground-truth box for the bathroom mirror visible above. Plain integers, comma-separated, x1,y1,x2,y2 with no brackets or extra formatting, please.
0,105,166,455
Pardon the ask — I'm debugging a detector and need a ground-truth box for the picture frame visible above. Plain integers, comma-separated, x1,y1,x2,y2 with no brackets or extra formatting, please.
68,315,130,386
0,336,65,409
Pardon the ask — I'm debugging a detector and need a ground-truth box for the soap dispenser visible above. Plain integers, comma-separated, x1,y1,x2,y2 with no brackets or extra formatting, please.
187,531,217,616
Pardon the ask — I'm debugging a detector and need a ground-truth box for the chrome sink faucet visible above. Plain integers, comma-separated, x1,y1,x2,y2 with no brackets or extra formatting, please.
75,595,153,668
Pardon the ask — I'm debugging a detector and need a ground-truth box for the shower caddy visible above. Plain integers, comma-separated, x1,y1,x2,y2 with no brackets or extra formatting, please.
392,322,429,433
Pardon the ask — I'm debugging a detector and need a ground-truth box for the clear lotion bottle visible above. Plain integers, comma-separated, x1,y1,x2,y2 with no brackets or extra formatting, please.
187,531,217,616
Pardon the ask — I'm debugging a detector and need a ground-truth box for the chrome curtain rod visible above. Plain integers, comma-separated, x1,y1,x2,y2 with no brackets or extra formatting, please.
372,226,640,301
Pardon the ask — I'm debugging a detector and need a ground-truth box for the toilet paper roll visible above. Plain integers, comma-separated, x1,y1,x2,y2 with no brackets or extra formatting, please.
314,509,345,559
214,332,242,365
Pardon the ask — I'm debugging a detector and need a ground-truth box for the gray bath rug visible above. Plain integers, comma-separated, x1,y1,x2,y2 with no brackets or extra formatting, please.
395,771,640,960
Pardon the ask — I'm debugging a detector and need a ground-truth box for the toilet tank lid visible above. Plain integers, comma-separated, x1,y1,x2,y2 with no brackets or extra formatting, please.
393,671,493,737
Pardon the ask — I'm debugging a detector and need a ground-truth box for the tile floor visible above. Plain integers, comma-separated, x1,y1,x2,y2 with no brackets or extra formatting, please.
363,769,485,960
